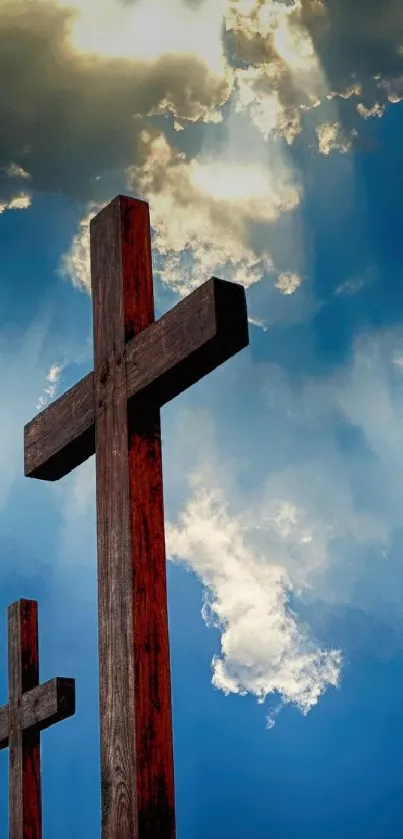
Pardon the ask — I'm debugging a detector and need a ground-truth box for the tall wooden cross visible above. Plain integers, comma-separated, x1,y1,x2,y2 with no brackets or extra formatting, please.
24,195,249,839
0,598,75,838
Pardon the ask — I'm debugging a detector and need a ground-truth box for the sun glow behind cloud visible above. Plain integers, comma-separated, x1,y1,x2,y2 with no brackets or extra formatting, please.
226,0,329,145
54,0,229,78
189,158,300,220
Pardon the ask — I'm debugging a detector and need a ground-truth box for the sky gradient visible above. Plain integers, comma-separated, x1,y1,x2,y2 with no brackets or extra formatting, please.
1,0,403,836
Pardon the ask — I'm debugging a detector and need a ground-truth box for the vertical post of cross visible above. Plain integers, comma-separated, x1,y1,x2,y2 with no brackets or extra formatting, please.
8,599,41,839
0,599,75,839
91,197,175,839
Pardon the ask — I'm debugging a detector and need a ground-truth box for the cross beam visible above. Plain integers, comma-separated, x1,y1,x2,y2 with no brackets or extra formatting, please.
24,195,249,839
0,599,75,839
25,275,247,481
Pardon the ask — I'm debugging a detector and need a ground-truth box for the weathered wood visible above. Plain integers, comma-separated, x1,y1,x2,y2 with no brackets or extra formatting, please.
91,196,139,839
24,193,250,839
123,200,175,838
24,276,248,481
0,678,75,749
91,196,177,839
8,599,40,839
2,600,75,839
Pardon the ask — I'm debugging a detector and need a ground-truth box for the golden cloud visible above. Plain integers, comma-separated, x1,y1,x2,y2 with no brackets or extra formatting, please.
0,0,231,203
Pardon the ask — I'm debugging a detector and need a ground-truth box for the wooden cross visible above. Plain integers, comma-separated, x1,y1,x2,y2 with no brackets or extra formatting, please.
24,195,249,839
0,598,75,838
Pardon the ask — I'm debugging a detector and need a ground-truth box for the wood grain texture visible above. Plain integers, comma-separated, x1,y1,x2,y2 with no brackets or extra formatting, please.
8,599,40,839
23,193,251,839
92,196,177,839
0,678,75,750
3,600,75,839
122,198,175,839
91,196,139,839
24,277,248,481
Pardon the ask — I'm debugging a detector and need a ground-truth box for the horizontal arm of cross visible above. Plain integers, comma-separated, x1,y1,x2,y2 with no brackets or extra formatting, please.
24,276,248,481
0,676,75,749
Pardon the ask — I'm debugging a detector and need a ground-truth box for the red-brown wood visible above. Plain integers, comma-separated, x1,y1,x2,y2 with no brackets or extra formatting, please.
8,599,41,839
91,197,175,839
24,276,248,482
2,600,75,839
23,193,249,839
121,200,175,837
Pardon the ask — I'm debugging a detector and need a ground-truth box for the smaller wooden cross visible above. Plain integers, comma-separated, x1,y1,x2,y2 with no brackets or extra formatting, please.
0,599,75,839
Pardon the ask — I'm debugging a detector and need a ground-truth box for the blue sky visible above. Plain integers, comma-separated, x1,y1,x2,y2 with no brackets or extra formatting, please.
2,0,403,836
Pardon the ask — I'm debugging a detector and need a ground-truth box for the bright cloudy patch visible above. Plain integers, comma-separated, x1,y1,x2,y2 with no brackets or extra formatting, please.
225,0,403,150
54,0,229,78
316,121,352,155
161,316,403,708
0,193,32,214
36,363,64,410
233,66,303,144
357,102,386,119
127,130,301,294
275,272,302,295
59,202,102,294
226,0,327,144
166,486,341,715
62,127,303,295
383,76,403,103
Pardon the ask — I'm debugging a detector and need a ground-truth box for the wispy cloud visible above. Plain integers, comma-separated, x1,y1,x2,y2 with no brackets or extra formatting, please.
36,363,64,411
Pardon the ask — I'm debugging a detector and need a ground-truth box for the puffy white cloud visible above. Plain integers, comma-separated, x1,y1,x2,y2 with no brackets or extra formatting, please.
167,485,341,715
62,128,302,296
159,314,403,718
58,202,102,293
0,194,32,214
226,0,327,144
316,121,352,155
129,130,301,294
224,0,403,149
356,102,385,119
275,272,302,295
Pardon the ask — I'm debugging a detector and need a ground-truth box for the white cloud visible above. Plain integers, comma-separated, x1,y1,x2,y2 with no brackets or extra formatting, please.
54,0,229,78
62,128,302,296
128,129,301,295
316,121,352,155
159,319,403,718
357,102,385,119
226,0,327,144
166,485,341,715
275,272,302,295
0,193,32,214
59,202,102,294
36,362,64,410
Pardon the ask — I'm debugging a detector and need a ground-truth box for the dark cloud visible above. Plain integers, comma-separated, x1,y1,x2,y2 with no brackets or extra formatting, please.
0,0,229,202
302,0,403,86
